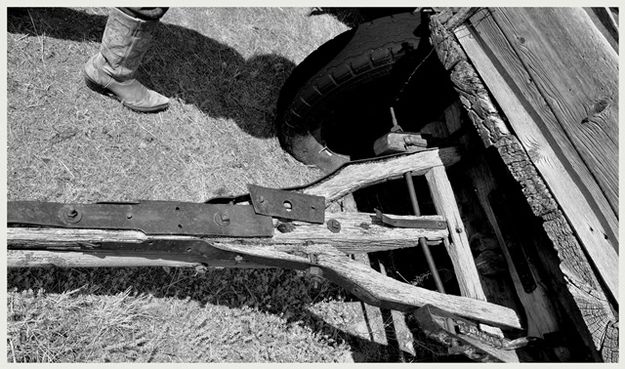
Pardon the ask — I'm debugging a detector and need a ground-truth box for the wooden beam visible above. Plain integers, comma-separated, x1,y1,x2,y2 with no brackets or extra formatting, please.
213,242,522,330
302,147,460,204
490,8,618,213
7,237,523,330
443,102,560,339
7,250,266,269
461,8,618,243
429,9,617,361
473,162,560,338
8,211,448,255
425,166,485,301
453,12,618,301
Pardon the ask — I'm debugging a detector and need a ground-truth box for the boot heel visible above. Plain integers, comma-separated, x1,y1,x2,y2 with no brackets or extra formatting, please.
83,73,116,99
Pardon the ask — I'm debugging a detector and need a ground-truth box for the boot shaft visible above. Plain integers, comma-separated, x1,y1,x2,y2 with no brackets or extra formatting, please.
100,8,158,80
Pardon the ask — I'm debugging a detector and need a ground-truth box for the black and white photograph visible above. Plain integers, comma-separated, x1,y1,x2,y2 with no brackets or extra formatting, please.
5,6,619,363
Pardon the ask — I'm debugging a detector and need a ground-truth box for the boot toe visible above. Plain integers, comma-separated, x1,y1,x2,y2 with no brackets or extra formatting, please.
123,90,169,113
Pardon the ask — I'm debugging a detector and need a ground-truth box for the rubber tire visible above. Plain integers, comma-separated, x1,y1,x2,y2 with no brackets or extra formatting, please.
276,12,427,171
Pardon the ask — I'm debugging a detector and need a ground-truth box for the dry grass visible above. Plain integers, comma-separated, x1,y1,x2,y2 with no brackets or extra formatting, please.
7,7,344,203
6,7,396,362
7,269,367,362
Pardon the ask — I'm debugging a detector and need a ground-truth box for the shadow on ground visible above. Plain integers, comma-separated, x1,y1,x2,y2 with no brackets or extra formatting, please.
7,267,397,362
308,7,416,28
7,7,294,139
7,7,426,362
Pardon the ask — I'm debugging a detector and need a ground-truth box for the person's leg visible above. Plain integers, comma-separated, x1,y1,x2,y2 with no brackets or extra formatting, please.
83,7,169,113
118,7,169,21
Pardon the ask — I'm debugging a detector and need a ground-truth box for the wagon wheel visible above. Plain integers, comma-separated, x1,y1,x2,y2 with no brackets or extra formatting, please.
276,11,456,173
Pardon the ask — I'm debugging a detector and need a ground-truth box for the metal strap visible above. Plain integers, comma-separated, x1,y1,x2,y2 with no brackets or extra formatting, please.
8,201,274,237
248,184,325,223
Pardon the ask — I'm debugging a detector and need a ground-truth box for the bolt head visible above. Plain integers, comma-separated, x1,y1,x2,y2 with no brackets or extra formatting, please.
67,207,78,217
327,219,341,233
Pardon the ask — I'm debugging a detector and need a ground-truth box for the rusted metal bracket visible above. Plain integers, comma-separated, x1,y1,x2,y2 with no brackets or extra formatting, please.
7,201,274,237
411,304,528,362
375,209,447,230
248,184,325,224
373,132,431,156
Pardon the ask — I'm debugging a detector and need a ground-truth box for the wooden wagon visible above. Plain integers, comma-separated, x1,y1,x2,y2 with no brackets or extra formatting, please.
7,7,618,362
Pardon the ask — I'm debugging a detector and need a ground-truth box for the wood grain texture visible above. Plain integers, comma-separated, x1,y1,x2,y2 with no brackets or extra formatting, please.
7,250,265,269
453,19,618,301
472,163,559,338
348,254,391,347
7,240,522,329
429,9,617,361
303,147,460,204
584,8,619,52
8,211,449,255
443,103,560,339
371,256,417,359
213,242,522,329
490,8,618,213
373,132,428,156
425,166,485,301
463,9,618,243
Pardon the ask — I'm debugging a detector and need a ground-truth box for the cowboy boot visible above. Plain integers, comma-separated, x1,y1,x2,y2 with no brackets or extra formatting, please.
83,8,169,112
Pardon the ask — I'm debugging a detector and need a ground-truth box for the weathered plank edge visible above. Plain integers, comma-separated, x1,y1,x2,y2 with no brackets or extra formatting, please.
7,210,449,254
428,8,617,362
6,242,522,330
455,9,618,299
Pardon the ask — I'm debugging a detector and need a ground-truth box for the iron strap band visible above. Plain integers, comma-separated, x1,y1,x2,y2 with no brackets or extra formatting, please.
248,184,325,224
8,201,274,237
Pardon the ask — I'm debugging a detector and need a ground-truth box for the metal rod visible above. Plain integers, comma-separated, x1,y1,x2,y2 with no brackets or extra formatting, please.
404,172,446,293
404,172,421,215
419,237,446,293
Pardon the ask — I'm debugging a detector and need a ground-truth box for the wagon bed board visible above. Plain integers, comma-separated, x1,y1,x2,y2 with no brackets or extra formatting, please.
429,7,618,362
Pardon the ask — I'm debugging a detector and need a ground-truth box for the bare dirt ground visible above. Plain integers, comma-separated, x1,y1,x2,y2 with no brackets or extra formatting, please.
6,7,396,362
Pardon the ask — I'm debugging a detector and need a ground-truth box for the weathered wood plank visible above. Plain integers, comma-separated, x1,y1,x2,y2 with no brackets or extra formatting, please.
7,229,522,329
367,254,417,360
372,132,428,156
490,7,618,214
214,242,522,330
7,212,448,254
429,9,617,360
474,164,560,339
7,250,266,269
463,8,618,243
303,147,460,204
349,253,390,347
443,102,560,340
425,166,485,301
424,162,516,360
584,8,619,52
453,19,618,301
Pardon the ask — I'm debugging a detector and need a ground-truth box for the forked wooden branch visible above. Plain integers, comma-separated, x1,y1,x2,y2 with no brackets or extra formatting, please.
6,240,520,329
301,147,460,204
212,242,521,330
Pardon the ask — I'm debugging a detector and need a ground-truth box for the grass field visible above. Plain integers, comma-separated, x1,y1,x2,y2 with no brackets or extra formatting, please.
6,7,400,362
